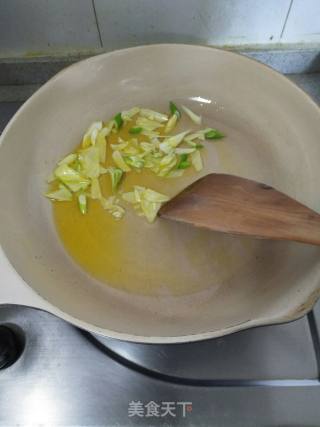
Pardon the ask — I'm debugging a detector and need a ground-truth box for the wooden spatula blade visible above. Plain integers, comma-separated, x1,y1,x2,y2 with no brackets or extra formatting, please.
159,173,320,246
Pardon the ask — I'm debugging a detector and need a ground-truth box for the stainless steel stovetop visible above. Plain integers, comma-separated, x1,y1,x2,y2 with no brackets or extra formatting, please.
1,73,320,427
1,305,320,426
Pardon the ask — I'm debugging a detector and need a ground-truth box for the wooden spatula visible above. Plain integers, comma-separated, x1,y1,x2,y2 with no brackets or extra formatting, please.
159,173,320,246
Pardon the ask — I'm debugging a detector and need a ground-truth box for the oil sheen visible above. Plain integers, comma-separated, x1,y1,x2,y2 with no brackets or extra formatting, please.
53,120,255,296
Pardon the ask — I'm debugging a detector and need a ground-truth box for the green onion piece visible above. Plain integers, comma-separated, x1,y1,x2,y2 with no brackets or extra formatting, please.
195,143,204,149
73,158,82,172
204,129,224,139
90,177,102,199
159,130,190,154
179,153,188,162
114,112,124,129
78,146,100,179
177,161,190,169
96,128,108,162
122,186,169,223
136,117,163,131
112,150,131,172
166,169,185,178
140,109,168,123
191,150,203,171
100,196,125,220
177,154,190,169
175,147,196,155
129,126,143,134
122,192,136,204
82,121,103,148
169,101,181,119
58,153,77,166
78,194,87,215
124,155,145,169
110,141,128,151
181,105,202,125
121,107,140,121
45,184,72,201
54,164,90,192
109,167,123,192
164,114,178,134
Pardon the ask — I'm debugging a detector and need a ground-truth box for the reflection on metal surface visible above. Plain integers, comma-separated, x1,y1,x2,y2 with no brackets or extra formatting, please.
1,303,320,425
22,388,57,426
90,319,319,383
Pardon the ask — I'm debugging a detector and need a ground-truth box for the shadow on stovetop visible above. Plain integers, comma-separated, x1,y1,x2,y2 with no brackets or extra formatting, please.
79,314,320,388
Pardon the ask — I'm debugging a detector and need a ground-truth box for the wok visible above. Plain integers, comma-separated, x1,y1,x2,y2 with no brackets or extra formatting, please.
1,44,320,343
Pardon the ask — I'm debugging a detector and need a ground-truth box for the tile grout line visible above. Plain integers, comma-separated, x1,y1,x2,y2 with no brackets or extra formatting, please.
92,0,103,48
307,311,320,380
280,0,294,39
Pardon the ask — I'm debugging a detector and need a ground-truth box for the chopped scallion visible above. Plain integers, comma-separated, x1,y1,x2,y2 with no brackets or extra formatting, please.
169,101,181,119
190,150,203,171
112,150,131,172
45,105,226,223
164,113,178,134
195,143,204,149
78,194,87,215
204,129,224,139
45,184,72,201
182,105,202,125
114,112,124,129
124,155,145,169
108,167,123,192
129,126,143,134
177,154,191,169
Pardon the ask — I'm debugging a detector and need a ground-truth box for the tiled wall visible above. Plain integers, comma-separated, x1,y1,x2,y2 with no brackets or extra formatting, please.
0,0,319,57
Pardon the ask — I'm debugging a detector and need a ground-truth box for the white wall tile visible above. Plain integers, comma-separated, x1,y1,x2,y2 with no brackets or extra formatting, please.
0,0,318,57
0,0,101,56
281,0,320,43
94,0,291,48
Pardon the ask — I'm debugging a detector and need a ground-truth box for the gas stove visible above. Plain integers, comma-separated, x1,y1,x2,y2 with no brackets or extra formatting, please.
1,71,320,427
1,305,320,426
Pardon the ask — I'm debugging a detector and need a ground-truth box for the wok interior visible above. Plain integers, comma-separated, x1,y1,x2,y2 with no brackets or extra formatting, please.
1,45,320,340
